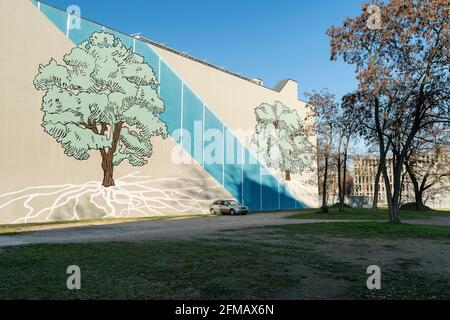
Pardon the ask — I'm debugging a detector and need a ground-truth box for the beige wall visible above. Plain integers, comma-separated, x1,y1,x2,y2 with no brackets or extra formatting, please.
0,0,317,224
0,0,233,224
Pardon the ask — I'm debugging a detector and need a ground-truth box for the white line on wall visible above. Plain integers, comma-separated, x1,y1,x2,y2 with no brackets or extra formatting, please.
158,58,162,95
65,13,70,38
241,143,244,203
180,82,184,147
222,124,225,185
202,104,205,167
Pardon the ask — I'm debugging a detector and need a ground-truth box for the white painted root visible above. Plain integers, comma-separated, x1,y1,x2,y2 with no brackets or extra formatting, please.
0,172,219,224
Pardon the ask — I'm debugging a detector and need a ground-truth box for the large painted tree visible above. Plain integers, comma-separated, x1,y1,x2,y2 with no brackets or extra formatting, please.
34,32,168,187
253,101,311,181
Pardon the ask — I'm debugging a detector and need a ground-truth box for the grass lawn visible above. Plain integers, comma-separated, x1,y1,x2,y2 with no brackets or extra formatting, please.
275,221,450,239
1,221,450,299
287,207,450,221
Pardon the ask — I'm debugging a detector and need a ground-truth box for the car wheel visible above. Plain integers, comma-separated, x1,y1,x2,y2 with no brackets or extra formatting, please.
210,208,216,215
230,209,236,215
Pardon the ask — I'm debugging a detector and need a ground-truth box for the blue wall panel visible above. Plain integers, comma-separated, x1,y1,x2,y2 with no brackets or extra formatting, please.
261,167,280,211
104,27,133,50
159,61,182,140
69,19,102,45
203,108,224,185
280,185,296,210
224,129,243,203
135,41,160,73
183,87,203,164
40,4,66,34
243,151,261,210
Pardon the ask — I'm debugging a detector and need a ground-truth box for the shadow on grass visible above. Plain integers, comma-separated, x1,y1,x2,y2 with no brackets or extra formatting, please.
287,207,450,221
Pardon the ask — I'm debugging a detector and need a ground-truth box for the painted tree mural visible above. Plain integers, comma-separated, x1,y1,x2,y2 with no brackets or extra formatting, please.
34,32,168,187
253,101,312,181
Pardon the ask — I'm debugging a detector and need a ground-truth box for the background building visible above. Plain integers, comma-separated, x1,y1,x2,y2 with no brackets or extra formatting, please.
317,158,354,205
352,154,450,209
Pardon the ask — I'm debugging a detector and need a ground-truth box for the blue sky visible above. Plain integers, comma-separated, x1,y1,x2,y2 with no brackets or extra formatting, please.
44,0,365,101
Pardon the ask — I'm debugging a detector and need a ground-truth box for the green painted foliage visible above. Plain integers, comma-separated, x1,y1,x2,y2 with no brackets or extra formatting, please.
254,101,312,174
34,32,168,165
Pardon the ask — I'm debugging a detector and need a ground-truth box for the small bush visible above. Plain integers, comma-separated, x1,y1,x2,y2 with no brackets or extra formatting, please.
400,202,432,211
330,203,352,209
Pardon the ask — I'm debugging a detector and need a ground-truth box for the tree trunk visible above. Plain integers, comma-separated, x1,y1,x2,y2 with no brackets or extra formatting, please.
320,156,329,213
342,142,349,199
373,96,400,223
101,154,115,187
405,160,423,211
336,134,344,212
399,172,404,205
415,190,425,211
389,161,402,224
100,121,123,188
337,154,343,212
390,201,401,224
380,155,396,222
285,170,291,181
373,161,382,211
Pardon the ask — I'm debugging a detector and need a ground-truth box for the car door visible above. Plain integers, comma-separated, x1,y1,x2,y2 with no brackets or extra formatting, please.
219,201,228,213
211,201,219,213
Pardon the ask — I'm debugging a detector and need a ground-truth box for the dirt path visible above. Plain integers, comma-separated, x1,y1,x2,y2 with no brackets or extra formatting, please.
0,213,341,247
1,213,449,248
406,218,450,227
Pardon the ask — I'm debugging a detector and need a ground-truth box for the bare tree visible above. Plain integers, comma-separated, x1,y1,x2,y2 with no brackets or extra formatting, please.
327,0,450,223
305,90,339,213
404,128,450,210
337,95,363,211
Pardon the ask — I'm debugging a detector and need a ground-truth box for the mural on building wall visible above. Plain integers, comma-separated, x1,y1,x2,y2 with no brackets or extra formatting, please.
34,31,169,187
0,1,313,225
0,31,220,224
253,101,313,181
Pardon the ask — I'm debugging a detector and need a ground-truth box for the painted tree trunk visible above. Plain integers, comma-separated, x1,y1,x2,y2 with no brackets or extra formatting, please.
101,154,115,187
100,122,123,188
285,170,291,181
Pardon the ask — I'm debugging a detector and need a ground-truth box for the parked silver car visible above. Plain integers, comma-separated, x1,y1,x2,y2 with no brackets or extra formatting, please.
210,199,249,215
